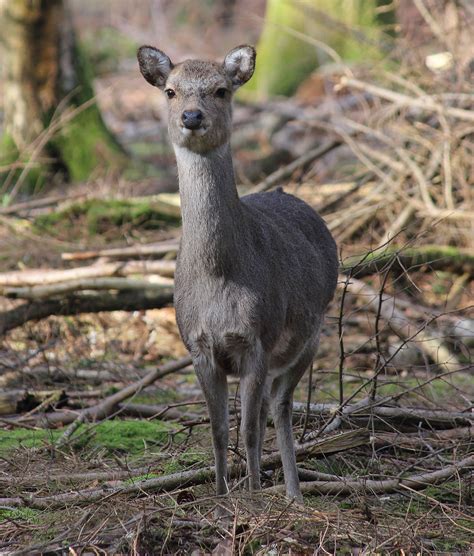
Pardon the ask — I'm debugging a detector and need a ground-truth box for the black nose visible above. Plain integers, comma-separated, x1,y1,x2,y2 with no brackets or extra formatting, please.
181,110,203,130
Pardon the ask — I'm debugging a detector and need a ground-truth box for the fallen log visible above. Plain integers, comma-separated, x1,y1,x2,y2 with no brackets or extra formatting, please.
5,277,173,300
0,260,176,288
0,287,174,336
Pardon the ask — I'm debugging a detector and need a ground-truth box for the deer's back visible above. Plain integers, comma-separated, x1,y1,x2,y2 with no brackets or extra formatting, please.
242,188,338,310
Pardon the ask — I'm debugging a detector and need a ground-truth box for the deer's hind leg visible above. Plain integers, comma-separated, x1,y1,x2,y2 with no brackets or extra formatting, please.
269,337,319,501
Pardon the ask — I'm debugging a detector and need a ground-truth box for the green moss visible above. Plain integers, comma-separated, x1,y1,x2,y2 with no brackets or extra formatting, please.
0,507,41,524
50,104,125,182
0,419,178,456
77,419,177,454
34,198,181,236
0,427,59,453
342,245,474,277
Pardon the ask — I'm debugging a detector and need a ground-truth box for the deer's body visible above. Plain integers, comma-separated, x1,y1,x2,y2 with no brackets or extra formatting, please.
138,46,338,501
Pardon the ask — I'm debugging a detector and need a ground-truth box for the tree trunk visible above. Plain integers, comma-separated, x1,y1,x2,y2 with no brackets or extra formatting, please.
0,0,124,194
243,0,391,100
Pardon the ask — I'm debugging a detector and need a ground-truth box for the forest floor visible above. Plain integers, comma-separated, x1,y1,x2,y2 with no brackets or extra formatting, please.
0,11,473,555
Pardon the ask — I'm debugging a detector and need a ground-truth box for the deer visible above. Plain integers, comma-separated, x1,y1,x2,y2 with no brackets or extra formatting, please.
137,44,338,503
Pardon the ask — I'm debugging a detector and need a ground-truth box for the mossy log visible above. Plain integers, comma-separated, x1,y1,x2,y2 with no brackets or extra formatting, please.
0,0,125,194
34,197,181,236
341,245,474,278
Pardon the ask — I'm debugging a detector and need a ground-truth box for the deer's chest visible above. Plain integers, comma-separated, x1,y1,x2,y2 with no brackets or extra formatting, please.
174,274,261,372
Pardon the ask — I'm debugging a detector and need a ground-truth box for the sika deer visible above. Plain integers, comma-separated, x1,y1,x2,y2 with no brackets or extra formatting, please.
137,45,338,501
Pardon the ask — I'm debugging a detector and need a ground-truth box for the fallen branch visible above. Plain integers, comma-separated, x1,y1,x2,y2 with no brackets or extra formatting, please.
61,239,180,262
5,277,173,300
116,402,200,422
0,192,87,216
0,260,176,288
284,454,474,496
372,426,473,450
0,288,174,336
24,355,192,430
0,429,367,508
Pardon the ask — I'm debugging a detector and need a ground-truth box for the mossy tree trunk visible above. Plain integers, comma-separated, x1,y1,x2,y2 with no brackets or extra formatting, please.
244,0,393,100
0,0,124,196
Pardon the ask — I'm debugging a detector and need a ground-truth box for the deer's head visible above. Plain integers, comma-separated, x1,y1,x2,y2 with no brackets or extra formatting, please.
137,45,255,153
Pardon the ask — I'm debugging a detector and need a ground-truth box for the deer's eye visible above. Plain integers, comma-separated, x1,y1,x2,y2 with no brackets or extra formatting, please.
215,88,228,98
165,89,176,99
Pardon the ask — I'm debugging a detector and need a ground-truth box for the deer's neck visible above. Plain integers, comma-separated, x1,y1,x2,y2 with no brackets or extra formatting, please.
174,143,244,274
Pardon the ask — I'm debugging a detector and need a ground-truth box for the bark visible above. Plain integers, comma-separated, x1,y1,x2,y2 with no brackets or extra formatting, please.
0,0,124,191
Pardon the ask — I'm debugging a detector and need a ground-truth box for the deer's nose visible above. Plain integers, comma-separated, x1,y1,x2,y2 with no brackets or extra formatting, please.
182,110,203,130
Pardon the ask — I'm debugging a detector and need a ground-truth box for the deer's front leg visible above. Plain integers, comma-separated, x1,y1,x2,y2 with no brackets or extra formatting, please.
195,360,229,495
240,351,267,491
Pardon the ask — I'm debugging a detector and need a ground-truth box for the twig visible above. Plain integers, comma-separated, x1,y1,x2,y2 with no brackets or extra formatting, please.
36,355,192,430
340,76,474,123
250,140,341,193
343,275,463,371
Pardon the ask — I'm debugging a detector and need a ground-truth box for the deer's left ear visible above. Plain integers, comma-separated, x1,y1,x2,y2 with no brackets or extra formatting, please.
137,46,173,89
223,45,256,90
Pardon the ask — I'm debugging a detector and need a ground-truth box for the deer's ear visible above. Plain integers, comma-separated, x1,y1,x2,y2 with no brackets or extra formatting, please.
137,46,173,89
223,45,256,90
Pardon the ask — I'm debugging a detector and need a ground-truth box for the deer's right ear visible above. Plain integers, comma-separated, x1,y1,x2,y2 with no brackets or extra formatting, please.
137,46,173,89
